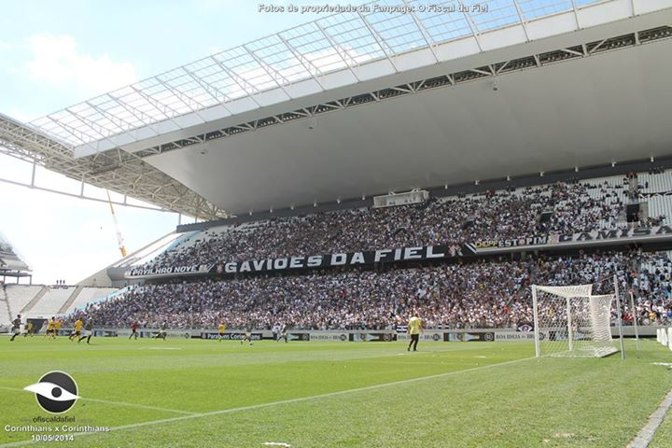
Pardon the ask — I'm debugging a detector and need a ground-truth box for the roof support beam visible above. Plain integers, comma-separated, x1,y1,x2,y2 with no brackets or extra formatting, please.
570,0,582,30
462,10,483,52
130,86,182,119
44,116,87,146
314,21,362,83
129,86,190,133
242,44,294,100
64,107,110,139
512,0,532,42
154,74,209,118
85,101,135,133
402,0,440,63
356,9,400,73
276,33,328,90
182,66,235,111
209,56,264,109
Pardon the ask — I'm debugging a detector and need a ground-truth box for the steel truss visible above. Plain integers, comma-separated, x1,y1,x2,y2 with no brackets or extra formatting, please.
0,114,227,220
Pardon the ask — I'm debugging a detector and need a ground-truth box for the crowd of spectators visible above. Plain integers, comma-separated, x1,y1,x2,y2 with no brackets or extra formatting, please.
72,250,672,330
144,180,634,270
630,252,672,324
69,174,672,331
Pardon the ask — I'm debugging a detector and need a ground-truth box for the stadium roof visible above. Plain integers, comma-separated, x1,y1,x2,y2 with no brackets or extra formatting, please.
1,0,672,218
0,231,31,272
25,0,608,149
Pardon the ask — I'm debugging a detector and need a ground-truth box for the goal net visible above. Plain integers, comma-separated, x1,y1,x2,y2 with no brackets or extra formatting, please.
531,284,618,358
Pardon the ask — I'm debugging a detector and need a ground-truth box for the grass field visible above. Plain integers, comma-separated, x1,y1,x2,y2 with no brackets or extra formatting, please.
1,336,671,448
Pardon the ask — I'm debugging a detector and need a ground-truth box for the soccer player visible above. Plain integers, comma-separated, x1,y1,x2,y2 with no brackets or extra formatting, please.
129,321,139,340
240,323,253,346
24,320,33,337
9,314,22,342
154,322,168,340
217,322,226,341
407,313,422,352
69,317,84,341
45,317,57,339
78,318,94,344
277,323,288,343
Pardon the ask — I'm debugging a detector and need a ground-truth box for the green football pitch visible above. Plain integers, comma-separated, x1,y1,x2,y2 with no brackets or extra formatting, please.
1,336,672,448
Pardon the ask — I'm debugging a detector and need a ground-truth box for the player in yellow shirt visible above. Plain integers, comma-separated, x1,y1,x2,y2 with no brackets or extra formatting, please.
407,313,422,352
24,321,33,337
217,322,226,341
69,318,84,341
45,317,57,339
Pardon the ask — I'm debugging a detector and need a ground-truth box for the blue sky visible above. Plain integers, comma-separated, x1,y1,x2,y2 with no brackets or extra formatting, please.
0,0,359,284
0,0,342,121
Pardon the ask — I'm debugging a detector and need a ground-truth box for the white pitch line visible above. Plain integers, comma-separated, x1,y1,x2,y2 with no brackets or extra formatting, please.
0,356,534,448
81,397,198,415
0,386,197,416
626,387,672,448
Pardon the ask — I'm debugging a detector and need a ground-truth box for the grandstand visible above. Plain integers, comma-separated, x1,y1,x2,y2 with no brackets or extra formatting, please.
4,285,43,318
1,284,118,325
62,286,118,314
3,1,672,446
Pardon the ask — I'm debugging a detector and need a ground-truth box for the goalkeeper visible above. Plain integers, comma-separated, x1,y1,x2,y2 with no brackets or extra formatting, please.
407,313,422,352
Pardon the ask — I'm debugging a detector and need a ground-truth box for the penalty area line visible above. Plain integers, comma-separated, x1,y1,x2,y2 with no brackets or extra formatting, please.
0,356,533,447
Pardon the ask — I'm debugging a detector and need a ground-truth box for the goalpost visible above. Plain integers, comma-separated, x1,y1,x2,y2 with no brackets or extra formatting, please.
531,284,618,358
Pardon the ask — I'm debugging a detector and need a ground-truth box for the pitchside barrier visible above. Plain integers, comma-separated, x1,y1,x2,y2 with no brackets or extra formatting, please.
5,327,661,340
656,327,672,351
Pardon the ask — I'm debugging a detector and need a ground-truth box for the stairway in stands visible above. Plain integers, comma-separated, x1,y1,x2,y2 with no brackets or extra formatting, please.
58,285,84,315
20,286,48,315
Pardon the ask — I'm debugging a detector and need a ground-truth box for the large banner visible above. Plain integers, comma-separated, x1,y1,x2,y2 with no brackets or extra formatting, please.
125,264,213,278
215,245,464,275
199,332,264,341
125,245,464,279
470,225,672,251
124,226,672,279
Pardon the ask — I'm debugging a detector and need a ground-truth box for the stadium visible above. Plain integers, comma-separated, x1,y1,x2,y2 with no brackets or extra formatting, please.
3,0,672,446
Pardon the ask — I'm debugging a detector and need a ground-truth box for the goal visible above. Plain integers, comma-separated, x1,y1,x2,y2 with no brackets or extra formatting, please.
531,284,618,358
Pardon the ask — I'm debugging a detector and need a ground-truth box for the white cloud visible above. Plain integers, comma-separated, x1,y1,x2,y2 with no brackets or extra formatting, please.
26,34,138,98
